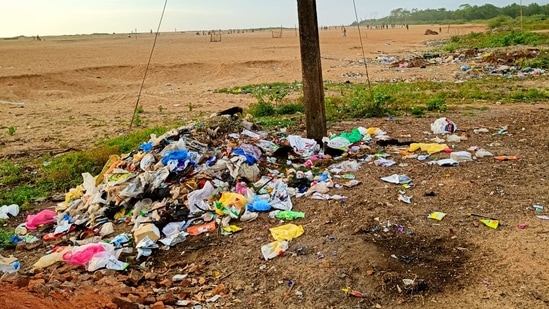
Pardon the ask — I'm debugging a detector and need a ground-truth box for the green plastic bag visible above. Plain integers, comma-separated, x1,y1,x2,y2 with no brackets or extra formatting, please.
275,210,305,221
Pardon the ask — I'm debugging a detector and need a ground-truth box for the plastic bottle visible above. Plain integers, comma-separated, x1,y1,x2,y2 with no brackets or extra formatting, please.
33,251,65,269
0,256,20,273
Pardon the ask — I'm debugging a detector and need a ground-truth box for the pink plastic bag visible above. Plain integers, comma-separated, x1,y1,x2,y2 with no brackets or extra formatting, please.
26,209,57,230
62,243,106,265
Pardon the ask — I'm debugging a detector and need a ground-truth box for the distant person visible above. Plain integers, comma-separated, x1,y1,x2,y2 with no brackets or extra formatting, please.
343,27,347,37
406,24,409,30
439,27,442,34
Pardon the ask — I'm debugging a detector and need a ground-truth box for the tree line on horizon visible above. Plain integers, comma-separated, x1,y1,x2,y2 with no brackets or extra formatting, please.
353,2,549,25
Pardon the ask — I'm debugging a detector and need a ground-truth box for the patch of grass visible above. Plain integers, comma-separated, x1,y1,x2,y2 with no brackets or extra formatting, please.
7,126,16,136
507,87,549,102
0,228,15,249
42,146,119,190
254,116,299,130
0,184,50,206
426,97,447,112
276,103,304,115
411,106,426,117
444,30,549,50
248,101,276,117
0,161,25,186
104,126,169,154
0,126,170,205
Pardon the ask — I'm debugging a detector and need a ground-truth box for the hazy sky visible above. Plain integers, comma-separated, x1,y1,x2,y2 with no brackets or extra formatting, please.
0,0,543,37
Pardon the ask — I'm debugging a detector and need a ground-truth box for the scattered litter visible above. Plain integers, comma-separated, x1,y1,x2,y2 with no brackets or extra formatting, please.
261,240,289,260
431,117,457,134
275,210,305,221
434,159,459,167
494,156,519,161
475,148,494,158
409,142,449,154
480,219,499,229
0,255,21,273
450,151,473,162
398,194,412,204
0,204,19,220
428,212,447,220
381,174,412,184
269,224,304,241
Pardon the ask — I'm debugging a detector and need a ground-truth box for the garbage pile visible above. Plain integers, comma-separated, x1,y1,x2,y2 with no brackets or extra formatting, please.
0,114,540,276
375,48,546,80
0,115,378,273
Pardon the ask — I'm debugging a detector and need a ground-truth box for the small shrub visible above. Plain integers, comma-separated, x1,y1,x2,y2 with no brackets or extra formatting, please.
411,106,426,117
132,113,143,127
7,126,16,136
426,97,447,112
248,101,276,117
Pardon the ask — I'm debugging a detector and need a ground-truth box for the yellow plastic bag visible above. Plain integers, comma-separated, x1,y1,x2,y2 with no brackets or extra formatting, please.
219,192,247,208
480,219,499,229
97,155,121,186
409,143,448,154
269,223,304,241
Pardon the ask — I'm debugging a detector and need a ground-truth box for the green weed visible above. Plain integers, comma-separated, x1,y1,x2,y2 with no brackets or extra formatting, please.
411,106,426,117
426,97,448,112
7,126,16,136
0,228,15,249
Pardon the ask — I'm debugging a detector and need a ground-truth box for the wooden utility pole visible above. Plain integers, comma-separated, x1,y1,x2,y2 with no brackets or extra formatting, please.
297,0,326,143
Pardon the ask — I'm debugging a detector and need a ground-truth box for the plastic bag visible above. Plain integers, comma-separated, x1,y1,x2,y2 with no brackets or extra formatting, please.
87,244,122,272
139,153,156,171
275,210,305,221
261,240,289,260
450,151,473,162
270,180,293,210
323,136,351,151
380,174,412,184
187,181,215,214
334,128,364,144
247,198,271,212
161,149,189,166
409,143,448,154
218,192,247,211
26,209,57,230
431,117,457,134
63,243,112,266
269,223,304,241
0,204,19,220
328,160,361,173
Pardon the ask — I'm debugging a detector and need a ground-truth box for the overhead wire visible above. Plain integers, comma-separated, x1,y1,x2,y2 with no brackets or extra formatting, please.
129,0,169,129
352,0,373,98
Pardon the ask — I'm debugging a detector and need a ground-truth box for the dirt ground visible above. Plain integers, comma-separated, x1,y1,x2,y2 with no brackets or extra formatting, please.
1,24,549,308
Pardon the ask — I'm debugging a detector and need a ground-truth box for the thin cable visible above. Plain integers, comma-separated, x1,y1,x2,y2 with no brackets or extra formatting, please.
352,0,373,97
129,0,169,129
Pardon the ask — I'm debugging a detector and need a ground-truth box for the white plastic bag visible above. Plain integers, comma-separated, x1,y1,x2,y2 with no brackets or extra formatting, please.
0,204,19,220
431,117,457,134
270,180,293,210
187,181,214,214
